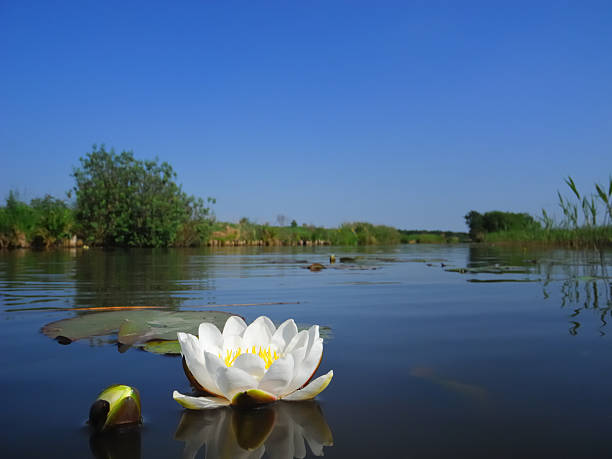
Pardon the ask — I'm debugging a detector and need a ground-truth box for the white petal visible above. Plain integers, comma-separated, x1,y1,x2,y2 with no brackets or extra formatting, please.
178,332,221,395
269,319,298,352
173,390,230,409
204,352,226,386
258,354,294,396
198,322,223,354
215,366,259,400
241,316,275,349
231,353,266,380
282,339,323,397
223,315,247,338
284,331,309,377
284,330,308,355
259,316,276,335
305,325,320,355
222,334,243,354
282,370,333,401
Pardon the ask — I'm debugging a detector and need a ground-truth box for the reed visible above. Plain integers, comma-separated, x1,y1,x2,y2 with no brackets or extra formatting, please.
483,176,612,248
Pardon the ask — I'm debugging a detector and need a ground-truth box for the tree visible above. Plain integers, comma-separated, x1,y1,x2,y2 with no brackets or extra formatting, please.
30,195,73,241
465,209,540,240
72,145,211,247
464,210,485,240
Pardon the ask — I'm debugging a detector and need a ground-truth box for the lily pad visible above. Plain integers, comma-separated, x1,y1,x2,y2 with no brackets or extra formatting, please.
42,310,236,344
42,311,334,356
446,265,533,275
467,278,541,283
140,340,182,355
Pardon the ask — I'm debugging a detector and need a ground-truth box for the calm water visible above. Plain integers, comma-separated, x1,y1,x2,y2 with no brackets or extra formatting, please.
1,245,612,458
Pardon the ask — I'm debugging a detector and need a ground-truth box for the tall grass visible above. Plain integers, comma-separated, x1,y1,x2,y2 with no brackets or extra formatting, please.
484,176,612,248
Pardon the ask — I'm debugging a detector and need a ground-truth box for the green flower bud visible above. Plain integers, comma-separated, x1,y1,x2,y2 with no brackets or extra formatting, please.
89,385,142,431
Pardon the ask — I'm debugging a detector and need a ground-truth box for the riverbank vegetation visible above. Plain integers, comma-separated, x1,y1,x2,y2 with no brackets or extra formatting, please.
465,177,612,248
0,147,466,249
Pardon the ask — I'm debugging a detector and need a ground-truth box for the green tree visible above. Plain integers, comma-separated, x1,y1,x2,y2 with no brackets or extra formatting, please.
72,145,211,247
464,210,485,240
465,209,540,239
30,195,74,243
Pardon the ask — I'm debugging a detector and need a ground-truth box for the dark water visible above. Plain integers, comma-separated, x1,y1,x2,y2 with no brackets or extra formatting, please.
1,245,611,458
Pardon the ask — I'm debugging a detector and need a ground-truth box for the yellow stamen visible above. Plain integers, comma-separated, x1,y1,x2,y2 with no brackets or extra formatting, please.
219,345,280,369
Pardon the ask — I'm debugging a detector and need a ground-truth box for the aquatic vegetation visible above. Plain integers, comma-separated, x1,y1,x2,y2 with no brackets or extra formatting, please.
467,176,612,247
41,310,234,350
173,316,333,409
89,384,141,432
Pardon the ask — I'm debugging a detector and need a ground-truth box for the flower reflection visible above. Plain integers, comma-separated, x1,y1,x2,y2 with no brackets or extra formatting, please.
174,401,333,459
89,425,141,459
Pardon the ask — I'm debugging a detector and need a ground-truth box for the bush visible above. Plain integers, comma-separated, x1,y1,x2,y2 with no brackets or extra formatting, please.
72,145,212,247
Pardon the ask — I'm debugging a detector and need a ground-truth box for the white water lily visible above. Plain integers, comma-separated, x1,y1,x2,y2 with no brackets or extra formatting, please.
173,316,333,409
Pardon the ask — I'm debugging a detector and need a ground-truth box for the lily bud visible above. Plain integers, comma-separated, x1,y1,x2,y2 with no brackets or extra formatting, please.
89,384,142,431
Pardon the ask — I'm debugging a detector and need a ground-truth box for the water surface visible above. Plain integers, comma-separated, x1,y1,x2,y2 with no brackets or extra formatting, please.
1,245,611,458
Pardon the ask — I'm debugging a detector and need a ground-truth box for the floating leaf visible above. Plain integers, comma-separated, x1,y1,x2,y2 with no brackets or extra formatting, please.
140,340,181,355
446,265,532,275
467,278,540,283
42,310,235,344
307,263,326,271
118,319,150,346
42,310,332,356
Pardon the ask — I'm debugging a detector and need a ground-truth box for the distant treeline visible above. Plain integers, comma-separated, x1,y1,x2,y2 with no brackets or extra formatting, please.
464,211,540,241
0,146,465,249
465,176,612,248
398,229,469,244
1,146,213,249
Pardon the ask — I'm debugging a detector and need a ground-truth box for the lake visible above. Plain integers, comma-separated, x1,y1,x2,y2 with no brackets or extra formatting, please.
1,244,611,458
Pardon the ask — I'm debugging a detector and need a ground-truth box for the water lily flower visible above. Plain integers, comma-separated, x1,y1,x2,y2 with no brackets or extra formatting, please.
173,316,333,409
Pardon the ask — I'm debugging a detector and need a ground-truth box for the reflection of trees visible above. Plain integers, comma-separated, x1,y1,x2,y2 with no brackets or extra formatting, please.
468,246,612,336
73,248,213,310
0,249,76,310
174,402,333,459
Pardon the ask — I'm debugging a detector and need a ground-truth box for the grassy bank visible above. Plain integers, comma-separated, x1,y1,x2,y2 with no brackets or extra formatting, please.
482,226,612,248
0,196,466,249
399,229,469,244
207,221,467,246
468,176,612,249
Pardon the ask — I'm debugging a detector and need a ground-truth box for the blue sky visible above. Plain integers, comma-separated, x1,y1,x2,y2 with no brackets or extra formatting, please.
1,1,611,231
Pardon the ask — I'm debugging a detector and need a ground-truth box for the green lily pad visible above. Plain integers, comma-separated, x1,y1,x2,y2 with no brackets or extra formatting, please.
467,278,541,283
446,265,532,275
42,310,236,344
140,340,182,355
42,311,333,356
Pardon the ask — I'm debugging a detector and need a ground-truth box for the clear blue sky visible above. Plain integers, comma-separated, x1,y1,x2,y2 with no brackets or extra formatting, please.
1,1,611,231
